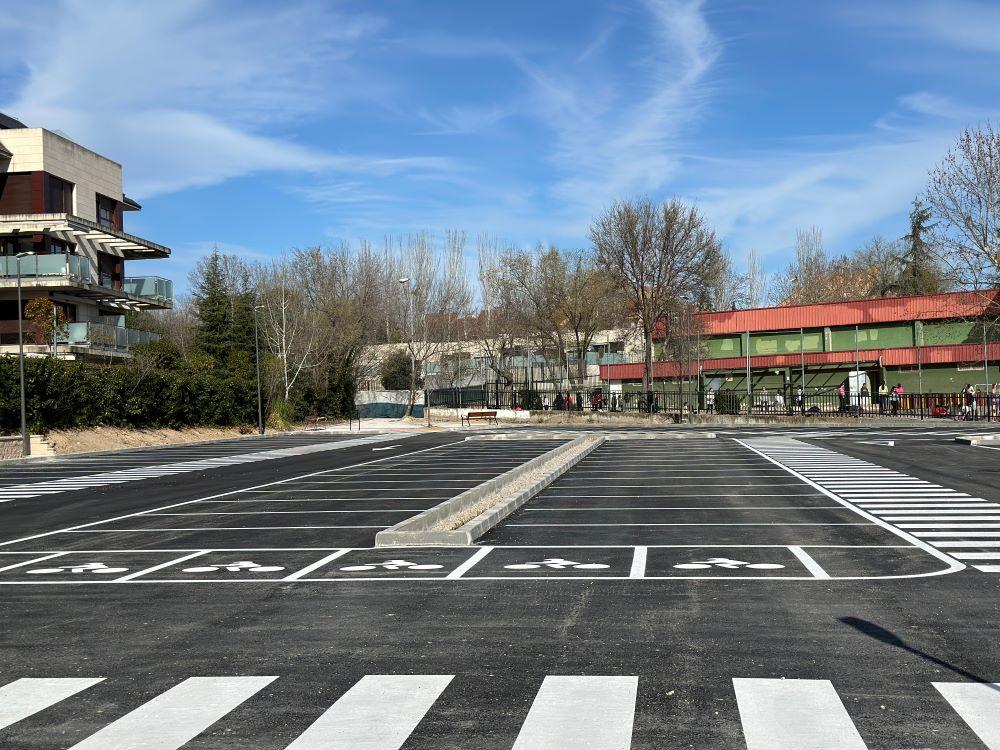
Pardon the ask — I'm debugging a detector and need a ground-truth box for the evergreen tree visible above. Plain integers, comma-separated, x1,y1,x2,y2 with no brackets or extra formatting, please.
191,249,234,364
898,198,946,296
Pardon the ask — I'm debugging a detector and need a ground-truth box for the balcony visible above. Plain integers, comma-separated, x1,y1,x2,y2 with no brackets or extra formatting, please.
60,322,160,353
0,253,172,308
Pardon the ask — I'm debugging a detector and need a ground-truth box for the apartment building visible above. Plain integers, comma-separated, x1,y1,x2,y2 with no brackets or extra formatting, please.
0,112,172,358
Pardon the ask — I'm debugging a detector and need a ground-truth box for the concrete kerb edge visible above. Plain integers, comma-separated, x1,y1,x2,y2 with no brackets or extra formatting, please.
955,434,1000,445
375,435,603,547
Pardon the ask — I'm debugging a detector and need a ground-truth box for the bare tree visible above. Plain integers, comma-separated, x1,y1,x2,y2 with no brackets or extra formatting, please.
395,231,471,415
744,248,769,309
591,198,723,393
926,122,1000,289
256,259,317,402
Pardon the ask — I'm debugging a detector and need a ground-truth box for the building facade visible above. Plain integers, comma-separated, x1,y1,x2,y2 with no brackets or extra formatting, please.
601,289,1000,397
0,113,172,358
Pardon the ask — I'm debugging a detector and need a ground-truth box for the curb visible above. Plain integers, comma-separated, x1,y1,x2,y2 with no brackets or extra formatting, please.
954,434,1000,446
375,435,603,547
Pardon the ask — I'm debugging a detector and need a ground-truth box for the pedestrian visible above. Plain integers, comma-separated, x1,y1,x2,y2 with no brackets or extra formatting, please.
878,383,888,414
774,391,785,413
890,383,901,416
838,383,846,412
554,392,563,411
760,386,769,413
542,394,549,411
965,384,976,421
992,383,1000,422
575,391,583,412
652,391,660,413
706,388,716,414
796,385,804,415
860,383,870,413
594,390,603,411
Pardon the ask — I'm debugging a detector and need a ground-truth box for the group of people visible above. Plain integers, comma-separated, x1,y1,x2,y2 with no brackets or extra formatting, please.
957,383,1000,421
541,390,606,412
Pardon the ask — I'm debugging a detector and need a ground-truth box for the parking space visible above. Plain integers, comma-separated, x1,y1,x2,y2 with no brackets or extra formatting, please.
480,438,957,578
0,439,565,558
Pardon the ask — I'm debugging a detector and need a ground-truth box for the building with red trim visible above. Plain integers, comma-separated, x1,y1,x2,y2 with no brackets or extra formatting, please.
600,289,1000,395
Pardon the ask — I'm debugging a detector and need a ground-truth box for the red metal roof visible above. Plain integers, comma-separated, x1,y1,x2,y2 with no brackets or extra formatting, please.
686,289,1000,336
600,342,1000,380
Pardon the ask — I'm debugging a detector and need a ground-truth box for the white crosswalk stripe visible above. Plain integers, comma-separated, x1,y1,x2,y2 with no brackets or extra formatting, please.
68,676,275,750
0,677,104,731
0,434,412,502
284,675,453,749
934,682,1000,749
733,678,868,749
3,674,1000,747
511,676,638,750
743,438,1000,573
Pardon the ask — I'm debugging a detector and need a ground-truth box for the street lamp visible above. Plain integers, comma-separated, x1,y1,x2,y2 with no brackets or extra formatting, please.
15,251,34,456
398,277,418,419
253,304,265,435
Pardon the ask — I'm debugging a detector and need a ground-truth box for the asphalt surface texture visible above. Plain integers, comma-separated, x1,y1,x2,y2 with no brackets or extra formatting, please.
0,422,999,749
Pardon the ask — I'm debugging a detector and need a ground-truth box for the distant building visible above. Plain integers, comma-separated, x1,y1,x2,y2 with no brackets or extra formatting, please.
601,289,1000,396
0,113,172,358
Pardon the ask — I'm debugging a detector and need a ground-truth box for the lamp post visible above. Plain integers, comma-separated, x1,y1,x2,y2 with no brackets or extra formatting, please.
399,277,417,419
253,304,265,435
15,251,34,456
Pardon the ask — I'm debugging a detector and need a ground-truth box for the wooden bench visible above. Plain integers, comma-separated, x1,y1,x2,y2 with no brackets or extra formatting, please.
461,410,498,427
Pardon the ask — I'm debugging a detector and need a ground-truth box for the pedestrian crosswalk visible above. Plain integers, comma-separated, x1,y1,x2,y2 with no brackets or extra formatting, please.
1,674,998,748
744,438,1000,573
0,433,413,502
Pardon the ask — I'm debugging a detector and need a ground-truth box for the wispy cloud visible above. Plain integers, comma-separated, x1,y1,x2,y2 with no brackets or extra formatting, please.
0,0,452,198
849,0,1000,55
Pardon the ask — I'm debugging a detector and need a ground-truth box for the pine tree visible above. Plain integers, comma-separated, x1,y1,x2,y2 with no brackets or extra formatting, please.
898,198,946,296
191,249,233,364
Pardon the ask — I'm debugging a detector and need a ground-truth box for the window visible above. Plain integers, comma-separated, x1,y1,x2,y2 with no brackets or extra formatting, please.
45,175,73,213
97,194,117,230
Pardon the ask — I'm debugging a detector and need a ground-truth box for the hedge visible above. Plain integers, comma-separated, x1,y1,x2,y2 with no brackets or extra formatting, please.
0,356,257,432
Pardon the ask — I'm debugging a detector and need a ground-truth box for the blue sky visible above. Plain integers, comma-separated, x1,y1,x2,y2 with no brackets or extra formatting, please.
2,0,999,294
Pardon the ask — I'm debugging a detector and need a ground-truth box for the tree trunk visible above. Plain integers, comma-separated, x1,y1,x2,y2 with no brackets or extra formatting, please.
643,324,653,394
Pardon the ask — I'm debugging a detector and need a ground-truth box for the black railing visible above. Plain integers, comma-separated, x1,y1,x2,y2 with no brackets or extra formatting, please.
425,384,1000,420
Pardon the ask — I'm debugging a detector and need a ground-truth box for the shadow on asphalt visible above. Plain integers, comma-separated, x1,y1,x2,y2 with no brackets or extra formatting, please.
839,616,999,688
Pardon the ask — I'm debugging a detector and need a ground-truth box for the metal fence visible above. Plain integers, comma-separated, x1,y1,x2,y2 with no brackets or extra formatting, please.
425,383,1000,421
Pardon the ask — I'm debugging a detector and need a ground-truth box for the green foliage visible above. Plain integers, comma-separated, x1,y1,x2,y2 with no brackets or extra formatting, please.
898,198,946,296
380,349,413,390
715,390,744,415
190,249,256,372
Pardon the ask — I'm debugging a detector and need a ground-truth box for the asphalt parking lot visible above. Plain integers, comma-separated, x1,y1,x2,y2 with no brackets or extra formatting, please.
0,425,999,749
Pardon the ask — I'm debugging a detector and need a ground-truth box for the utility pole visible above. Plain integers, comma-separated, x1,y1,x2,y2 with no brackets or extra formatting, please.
15,252,34,456
253,304,265,435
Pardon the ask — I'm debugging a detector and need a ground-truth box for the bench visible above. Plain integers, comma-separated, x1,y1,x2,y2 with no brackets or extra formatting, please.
461,410,498,427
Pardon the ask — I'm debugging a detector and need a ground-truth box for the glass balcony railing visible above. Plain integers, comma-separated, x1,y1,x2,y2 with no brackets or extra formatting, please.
60,322,160,353
0,253,171,306
0,253,91,281
124,276,173,305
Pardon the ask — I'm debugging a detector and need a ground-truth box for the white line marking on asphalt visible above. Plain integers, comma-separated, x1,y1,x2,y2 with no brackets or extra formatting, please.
933,682,1000,750
952,552,1000,559
788,546,831,579
446,547,492,579
629,546,647,578
372,445,402,451
0,442,459,550
733,678,868,750
282,549,352,581
284,674,453,750
0,677,105,731
68,676,276,750
0,551,68,572
511,676,638,750
114,551,211,582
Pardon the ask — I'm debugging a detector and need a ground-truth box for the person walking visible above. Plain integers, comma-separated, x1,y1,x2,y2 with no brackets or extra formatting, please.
706,388,716,414
542,394,549,412
575,391,583,412
992,383,1000,422
890,383,901,416
838,383,847,412
860,383,871,414
796,385,804,415
965,383,977,421
878,383,889,414
760,386,769,413
554,392,563,411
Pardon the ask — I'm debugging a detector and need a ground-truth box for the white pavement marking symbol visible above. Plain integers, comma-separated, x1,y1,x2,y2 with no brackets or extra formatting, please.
181,560,286,573
339,559,445,572
673,557,785,570
0,677,104,731
0,433,415,503
933,682,1000,749
504,557,611,570
511,676,638,750
733,678,868,750
68,676,276,750
26,562,129,575
371,445,402,451
284,674,453,750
